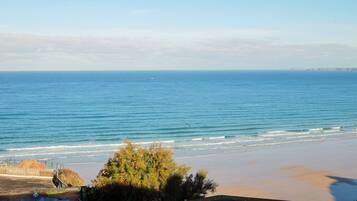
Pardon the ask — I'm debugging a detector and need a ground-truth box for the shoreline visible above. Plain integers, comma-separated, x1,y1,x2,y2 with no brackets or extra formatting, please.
2,126,356,164
68,136,357,201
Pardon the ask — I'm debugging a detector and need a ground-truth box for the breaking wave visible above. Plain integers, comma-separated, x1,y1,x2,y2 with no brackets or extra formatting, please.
1,126,356,162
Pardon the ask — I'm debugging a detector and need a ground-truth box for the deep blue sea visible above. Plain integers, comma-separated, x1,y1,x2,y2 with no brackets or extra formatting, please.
1,71,357,164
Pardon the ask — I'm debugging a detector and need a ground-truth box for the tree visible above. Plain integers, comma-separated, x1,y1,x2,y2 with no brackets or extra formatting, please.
93,141,189,190
163,170,218,201
181,170,217,200
90,141,217,201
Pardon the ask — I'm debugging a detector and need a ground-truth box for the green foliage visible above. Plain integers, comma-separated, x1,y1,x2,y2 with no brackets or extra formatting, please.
180,170,218,200
93,141,190,190
163,170,217,201
90,141,217,201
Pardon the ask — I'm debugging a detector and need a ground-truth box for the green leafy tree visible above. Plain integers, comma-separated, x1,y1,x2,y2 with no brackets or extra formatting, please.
90,141,217,201
93,141,190,190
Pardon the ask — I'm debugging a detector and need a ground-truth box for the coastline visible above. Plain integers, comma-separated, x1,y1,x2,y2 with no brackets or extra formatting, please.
68,136,357,201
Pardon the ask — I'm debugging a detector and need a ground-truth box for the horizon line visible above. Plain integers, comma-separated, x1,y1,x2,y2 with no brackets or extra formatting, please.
1,68,357,73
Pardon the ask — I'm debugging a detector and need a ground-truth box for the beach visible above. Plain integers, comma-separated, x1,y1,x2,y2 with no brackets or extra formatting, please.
1,71,357,200
68,136,357,201
2,1,357,200
180,137,357,201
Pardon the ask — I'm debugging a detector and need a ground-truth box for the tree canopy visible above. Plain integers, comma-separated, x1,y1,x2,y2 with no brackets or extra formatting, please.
90,141,217,201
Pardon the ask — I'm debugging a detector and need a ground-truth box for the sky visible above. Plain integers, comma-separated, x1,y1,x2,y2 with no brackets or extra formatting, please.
1,0,357,71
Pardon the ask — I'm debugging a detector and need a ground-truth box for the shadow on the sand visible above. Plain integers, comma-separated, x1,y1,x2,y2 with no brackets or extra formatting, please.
328,176,357,201
86,183,287,201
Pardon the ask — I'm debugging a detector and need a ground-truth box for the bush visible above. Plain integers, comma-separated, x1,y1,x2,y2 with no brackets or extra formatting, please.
180,170,217,200
90,141,217,201
88,183,161,201
57,168,85,187
93,141,189,190
163,170,218,201
18,160,47,170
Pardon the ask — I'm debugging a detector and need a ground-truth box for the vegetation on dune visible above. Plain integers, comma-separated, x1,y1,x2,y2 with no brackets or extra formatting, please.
57,168,85,187
93,141,189,190
90,141,217,201
18,160,47,170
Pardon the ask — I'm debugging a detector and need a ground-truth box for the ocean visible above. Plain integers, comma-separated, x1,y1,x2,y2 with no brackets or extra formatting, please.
1,71,357,165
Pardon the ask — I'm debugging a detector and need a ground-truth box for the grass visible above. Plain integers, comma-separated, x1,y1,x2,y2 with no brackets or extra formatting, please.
45,188,80,196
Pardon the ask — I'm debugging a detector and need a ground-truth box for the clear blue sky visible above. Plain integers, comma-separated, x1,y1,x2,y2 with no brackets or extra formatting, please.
1,0,357,70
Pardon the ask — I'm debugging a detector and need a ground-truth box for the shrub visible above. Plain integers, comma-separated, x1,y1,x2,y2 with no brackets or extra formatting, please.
18,160,47,170
93,141,189,190
88,183,161,201
90,141,217,201
57,168,85,187
162,170,218,201
180,170,218,200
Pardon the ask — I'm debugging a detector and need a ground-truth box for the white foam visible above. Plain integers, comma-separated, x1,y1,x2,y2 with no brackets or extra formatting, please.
7,143,124,151
160,140,175,144
135,140,174,145
208,136,225,140
323,130,341,134
323,126,342,133
6,140,175,152
0,149,117,158
247,139,322,147
177,140,237,148
260,131,309,138
191,138,203,141
309,128,323,133
287,133,341,140
331,126,342,130
266,130,286,134
3,126,355,161
236,138,272,143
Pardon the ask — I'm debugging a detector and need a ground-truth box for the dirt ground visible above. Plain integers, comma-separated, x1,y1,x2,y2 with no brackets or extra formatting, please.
0,175,54,195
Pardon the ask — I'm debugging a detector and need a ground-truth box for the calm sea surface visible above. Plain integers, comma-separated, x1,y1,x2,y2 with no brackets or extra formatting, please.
1,71,357,164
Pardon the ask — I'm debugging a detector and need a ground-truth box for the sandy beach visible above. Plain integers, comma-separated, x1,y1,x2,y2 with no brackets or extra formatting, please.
69,136,357,201
178,137,357,201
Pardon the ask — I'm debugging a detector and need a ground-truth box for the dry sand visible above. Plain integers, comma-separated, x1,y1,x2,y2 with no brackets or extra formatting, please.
176,137,357,201
282,165,335,189
215,186,275,199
